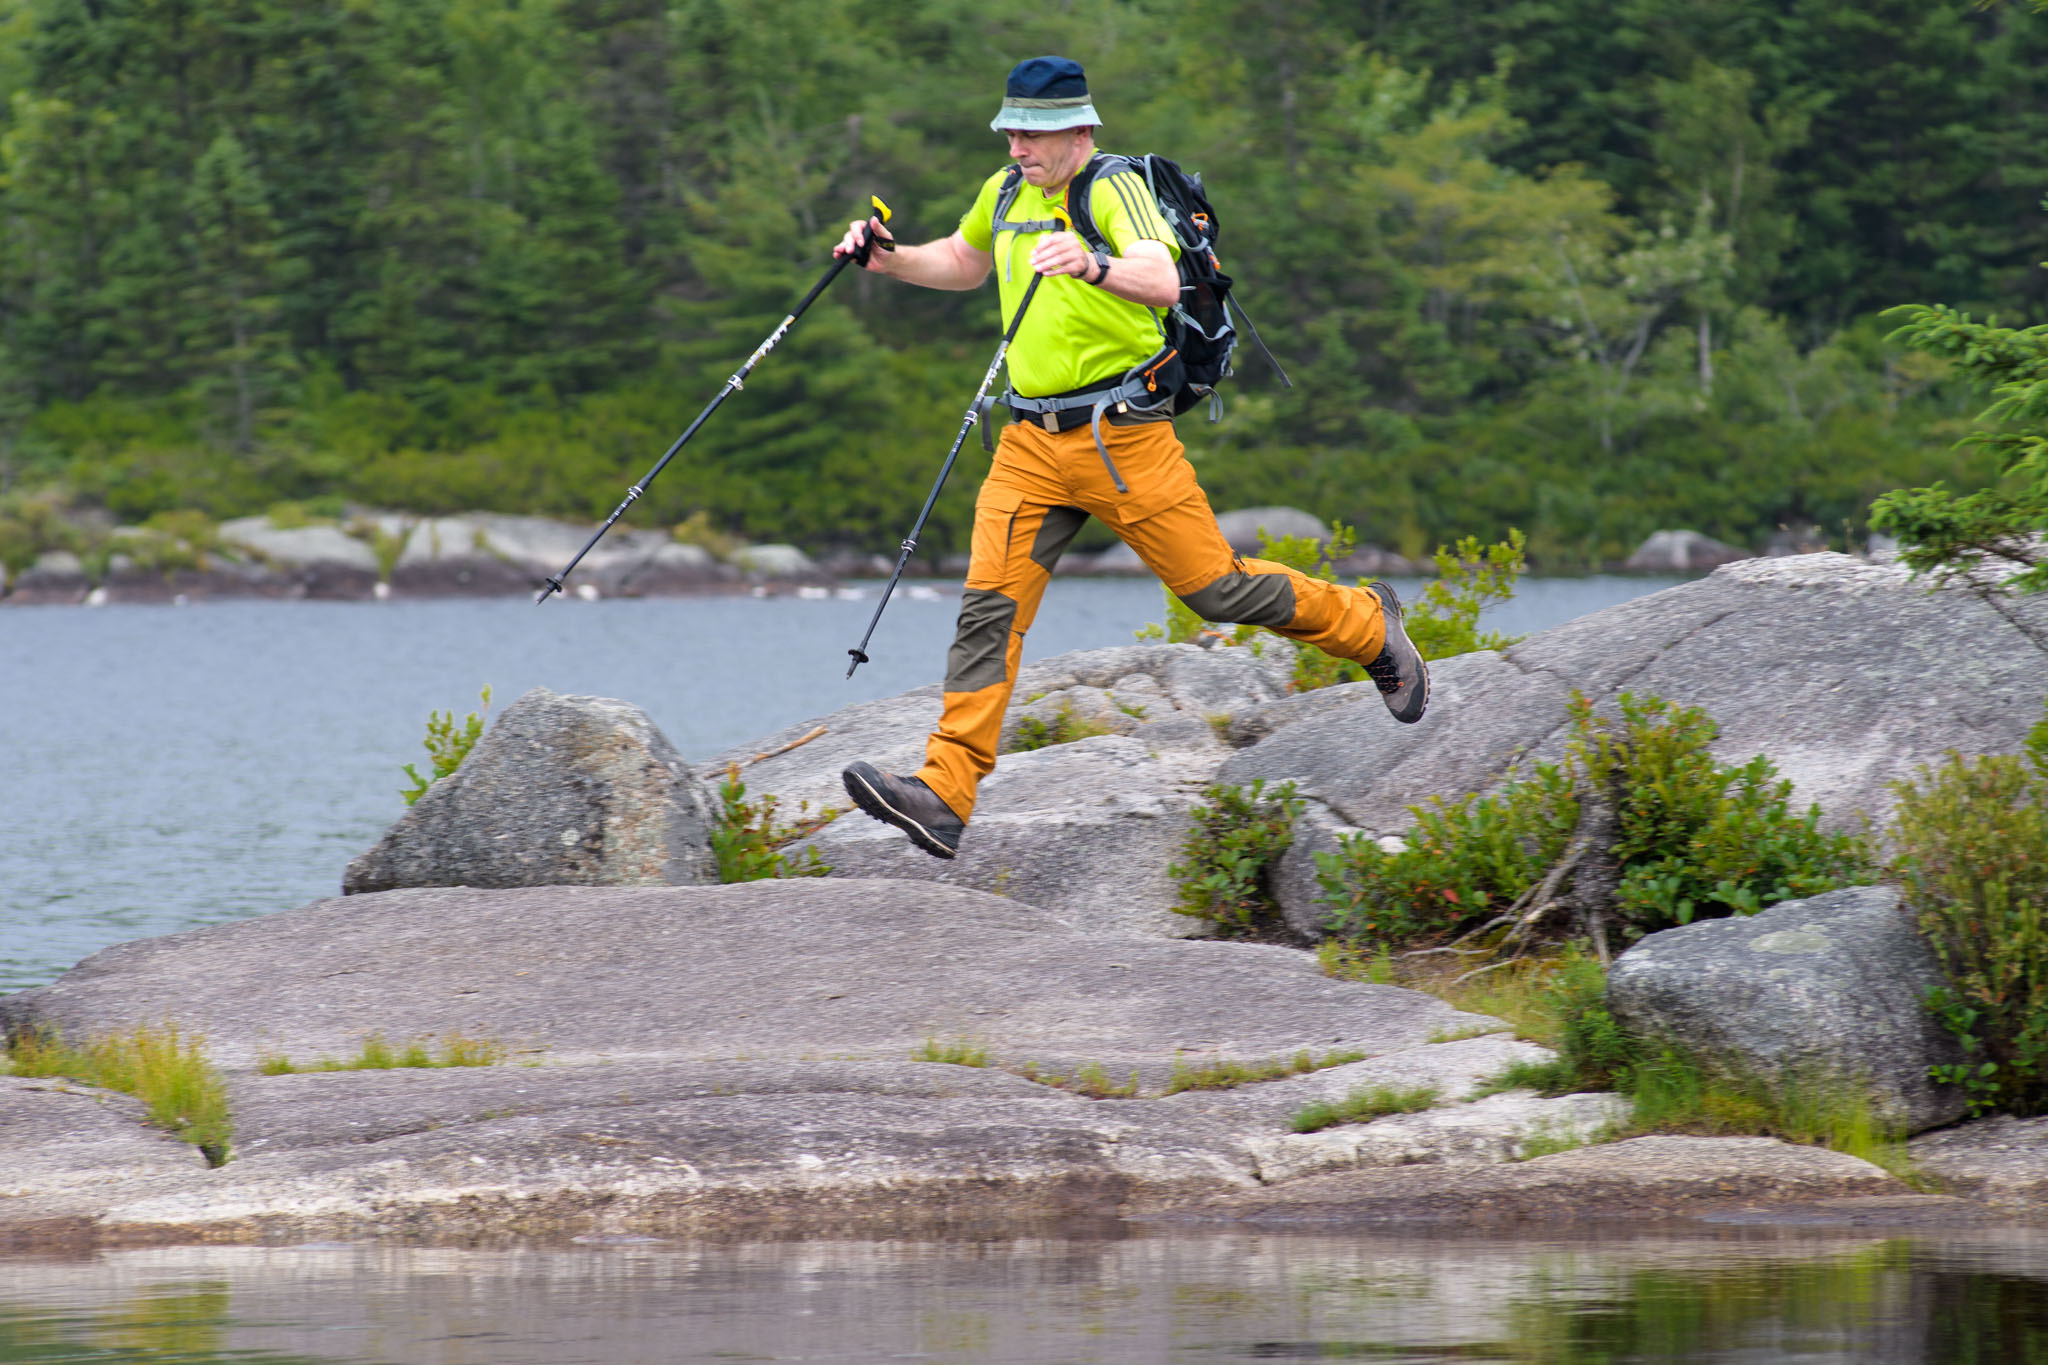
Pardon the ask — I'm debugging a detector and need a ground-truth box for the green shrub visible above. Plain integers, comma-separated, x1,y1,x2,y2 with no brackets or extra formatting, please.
1007,701,1117,753
400,686,492,806
7,1024,233,1165
1168,779,1303,934
1581,693,1872,933
1891,709,2048,1117
1290,1082,1439,1133
0,490,78,576
710,764,834,882
1316,691,1869,949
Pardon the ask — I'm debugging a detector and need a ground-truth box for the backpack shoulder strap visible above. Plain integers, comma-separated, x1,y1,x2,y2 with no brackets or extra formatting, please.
990,164,1064,236
1069,153,1140,253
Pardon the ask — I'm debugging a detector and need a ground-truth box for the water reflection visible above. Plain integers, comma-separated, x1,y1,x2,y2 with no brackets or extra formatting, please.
4,1231,2047,1364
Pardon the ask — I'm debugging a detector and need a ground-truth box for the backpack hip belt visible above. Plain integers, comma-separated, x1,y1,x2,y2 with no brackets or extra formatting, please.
1003,356,1178,494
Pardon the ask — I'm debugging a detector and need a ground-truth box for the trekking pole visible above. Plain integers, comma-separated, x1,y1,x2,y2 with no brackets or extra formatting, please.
536,197,896,605
845,239,1058,678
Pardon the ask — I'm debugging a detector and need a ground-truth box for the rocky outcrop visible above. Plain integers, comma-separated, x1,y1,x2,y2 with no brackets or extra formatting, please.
1215,506,1330,553
723,642,1293,937
4,550,89,605
342,689,716,894
0,878,1542,1241
215,517,382,598
1622,529,1751,573
1910,1116,2048,1209
1606,886,1968,1133
1221,554,2048,938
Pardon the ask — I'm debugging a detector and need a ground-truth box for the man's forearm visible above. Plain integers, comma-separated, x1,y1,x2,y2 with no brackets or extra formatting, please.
879,236,990,291
1092,251,1179,309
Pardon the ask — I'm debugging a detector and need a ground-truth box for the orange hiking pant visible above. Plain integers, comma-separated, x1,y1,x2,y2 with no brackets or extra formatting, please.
915,415,1389,821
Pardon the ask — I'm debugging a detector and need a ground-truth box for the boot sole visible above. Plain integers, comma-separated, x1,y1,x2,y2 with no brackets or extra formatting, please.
842,765,959,861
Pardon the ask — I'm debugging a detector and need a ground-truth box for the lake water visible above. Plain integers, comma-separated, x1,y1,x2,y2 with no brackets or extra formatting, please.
4,1230,2047,1362
0,575,1679,992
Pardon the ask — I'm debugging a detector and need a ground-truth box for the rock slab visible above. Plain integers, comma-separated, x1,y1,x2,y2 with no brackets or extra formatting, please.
1607,885,1967,1133
342,688,716,894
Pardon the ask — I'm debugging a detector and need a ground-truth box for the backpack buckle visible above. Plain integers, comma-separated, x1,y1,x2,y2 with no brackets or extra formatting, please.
1042,411,1059,433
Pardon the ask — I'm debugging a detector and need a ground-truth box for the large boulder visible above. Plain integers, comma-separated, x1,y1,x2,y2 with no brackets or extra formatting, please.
343,688,716,893
1622,529,1751,573
215,517,381,599
1606,885,1967,1133
1214,506,1329,555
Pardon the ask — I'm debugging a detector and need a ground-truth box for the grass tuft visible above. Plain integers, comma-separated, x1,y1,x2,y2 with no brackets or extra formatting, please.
911,1036,991,1068
1163,1048,1367,1094
258,1033,507,1075
7,1023,233,1165
1010,1059,1141,1099
1290,1082,1440,1133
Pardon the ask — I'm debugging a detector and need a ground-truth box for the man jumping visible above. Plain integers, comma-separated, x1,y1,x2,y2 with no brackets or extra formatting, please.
834,55,1428,860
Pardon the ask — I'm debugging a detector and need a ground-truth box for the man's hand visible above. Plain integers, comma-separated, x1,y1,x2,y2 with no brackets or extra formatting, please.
833,216,895,272
1028,230,1093,279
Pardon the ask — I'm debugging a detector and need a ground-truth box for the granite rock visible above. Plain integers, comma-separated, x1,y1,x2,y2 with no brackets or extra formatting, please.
342,688,715,894
1607,885,1967,1133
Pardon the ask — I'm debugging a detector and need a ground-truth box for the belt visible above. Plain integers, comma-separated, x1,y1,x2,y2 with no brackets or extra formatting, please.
1005,365,1176,493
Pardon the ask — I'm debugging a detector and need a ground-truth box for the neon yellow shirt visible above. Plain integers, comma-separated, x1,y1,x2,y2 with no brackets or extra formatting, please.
959,157,1181,398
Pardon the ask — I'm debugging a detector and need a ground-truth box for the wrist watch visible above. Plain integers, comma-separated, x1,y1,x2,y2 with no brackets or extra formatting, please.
1089,249,1111,285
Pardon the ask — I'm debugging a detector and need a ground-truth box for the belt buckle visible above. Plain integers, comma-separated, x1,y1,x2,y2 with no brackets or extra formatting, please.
1042,411,1059,433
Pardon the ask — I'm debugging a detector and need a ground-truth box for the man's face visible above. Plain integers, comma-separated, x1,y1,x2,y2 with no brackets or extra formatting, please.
1003,127,1091,188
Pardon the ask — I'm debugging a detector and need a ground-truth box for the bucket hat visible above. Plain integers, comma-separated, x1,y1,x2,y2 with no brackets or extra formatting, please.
989,56,1102,133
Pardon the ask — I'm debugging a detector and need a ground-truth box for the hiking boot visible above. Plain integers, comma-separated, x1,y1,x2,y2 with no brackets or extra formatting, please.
1364,581,1429,724
842,761,965,860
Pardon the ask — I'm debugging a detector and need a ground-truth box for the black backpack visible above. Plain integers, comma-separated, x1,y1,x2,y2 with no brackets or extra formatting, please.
992,152,1290,417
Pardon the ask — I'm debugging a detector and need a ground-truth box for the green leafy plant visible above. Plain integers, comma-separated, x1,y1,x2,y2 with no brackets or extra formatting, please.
6,1023,233,1165
1007,700,1117,752
1168,779,1304,934
1406,530,1528,661
1316,760,1581,946
1317,691,1869,950
1891,704,2048,1117
1579,694,1871,934
1290,1082,1439,1133
400,685,492,806
710,764,835,882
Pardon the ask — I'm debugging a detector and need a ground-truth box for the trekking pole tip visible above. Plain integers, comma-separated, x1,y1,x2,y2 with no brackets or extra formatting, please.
535,577,564,605
845,647,869,679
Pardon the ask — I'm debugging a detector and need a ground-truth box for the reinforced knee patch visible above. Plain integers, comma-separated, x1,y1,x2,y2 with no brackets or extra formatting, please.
1178,570,1295,627
945,588,1019,692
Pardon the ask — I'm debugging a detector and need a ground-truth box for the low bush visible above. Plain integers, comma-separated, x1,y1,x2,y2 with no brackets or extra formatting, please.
1315,691,1870,950
1290,1082,1439,1133
1891,705,2048,1117
1168,779,1303,935
710,765,834,882
400,686,492,806
6,1023,233,1165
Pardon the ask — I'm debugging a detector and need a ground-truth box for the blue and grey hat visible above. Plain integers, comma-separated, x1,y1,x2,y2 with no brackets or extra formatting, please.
989,55,1102,133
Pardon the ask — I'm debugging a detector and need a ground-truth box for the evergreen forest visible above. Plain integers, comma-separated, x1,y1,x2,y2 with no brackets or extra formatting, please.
1,0,2044,567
